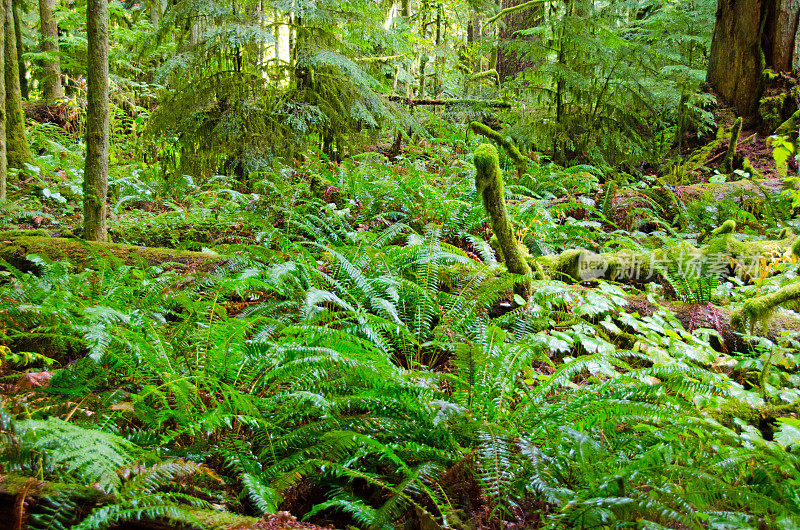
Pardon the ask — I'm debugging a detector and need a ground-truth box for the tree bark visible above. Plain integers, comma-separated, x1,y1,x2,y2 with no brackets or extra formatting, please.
495,0,542,82
0,4,5,202
3,0,29,168
707,0,800,119
38,0,64,100
83,0,109,242
766,0,800,72
12,0,26,99
149,0,160,27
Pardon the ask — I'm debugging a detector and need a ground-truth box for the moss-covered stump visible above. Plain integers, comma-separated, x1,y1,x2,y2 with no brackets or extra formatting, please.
0,230,225,272
0,473,264,530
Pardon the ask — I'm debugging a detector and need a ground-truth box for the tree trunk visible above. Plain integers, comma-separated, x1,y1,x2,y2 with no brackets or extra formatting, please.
495,0,542,82
149,0,160,27
12,0,26,99
3,0,29,168
38,0,64,100
83,0,109,242
0,5,5,202
766,0,800,72
707,0,800,119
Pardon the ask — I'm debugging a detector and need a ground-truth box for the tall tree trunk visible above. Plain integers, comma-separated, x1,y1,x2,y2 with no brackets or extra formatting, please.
707,0,800,119
3,0,29,169
12,0,26,99
149,0,160,27
83,0,109,242
0,6,6,201
495,0,542,82
38,0,64,100
418,1,428,98
434,3,442,95
766,0,800,72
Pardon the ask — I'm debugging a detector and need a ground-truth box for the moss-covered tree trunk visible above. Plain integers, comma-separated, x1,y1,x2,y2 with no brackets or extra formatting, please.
12,0,26,99
83,0,109,242
707,0,800,120
473,143,532,301
3,0,30,169
0,7,5,202
149,0,160,27
38,0,64,100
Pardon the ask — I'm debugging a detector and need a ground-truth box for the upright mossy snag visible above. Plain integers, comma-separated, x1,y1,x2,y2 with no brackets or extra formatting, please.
473,143,532,301
3,0,30,169
721,117,743,174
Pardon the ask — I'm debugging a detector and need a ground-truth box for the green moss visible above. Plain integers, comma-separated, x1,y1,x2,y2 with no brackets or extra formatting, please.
731,283,800,333
0,473,110,503
792,236,800,259
184,507,261,528
742,157,762,179
473,143,531,301
712,220,736,237
469,122,528,177
0,232,223,272
0,228,50,239
775,109,800,138
309,174,345,208
681,126,726,175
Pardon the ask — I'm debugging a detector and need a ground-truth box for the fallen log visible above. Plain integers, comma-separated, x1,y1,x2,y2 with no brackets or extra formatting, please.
0,229,225,273
537,225,800,285
387,95,512,108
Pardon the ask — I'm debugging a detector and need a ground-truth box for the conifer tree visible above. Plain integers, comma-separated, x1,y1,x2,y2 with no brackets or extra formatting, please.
3,0,30,168
12,0,26,99
0,2,6,202
38,0,64,100
83,0,109,241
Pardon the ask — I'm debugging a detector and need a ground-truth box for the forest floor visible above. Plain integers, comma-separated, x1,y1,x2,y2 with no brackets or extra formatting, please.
1,109,800,528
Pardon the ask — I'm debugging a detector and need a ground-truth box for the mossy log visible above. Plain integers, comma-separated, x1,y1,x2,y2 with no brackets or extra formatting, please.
387,95,512,108
0,230,225,272
537,224,800,284
473,144,532,301
468,122,529,177
730,282,800,334
0,473,263,530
